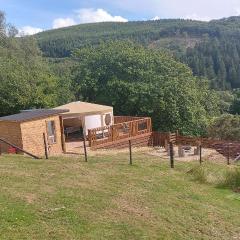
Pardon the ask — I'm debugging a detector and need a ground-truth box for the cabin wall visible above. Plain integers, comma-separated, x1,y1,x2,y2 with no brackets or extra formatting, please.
82,111,114,136
0,122,23,153
84,114,102,136
21,116,63,156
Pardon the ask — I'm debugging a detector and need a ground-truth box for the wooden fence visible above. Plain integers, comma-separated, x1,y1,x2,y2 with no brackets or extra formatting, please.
88,117,152,148
88,124,240,160
176,135,240,160
152,132,240,160
152,131,177,147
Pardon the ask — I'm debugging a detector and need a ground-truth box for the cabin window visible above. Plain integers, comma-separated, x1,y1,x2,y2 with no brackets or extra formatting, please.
47,121,56,144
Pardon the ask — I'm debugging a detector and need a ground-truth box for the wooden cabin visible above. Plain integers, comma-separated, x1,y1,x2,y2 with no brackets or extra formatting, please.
55,101,114,141
0,109,68,156
0,101,152,156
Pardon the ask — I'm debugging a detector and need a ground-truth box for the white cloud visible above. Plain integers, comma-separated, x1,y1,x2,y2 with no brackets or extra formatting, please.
18,8,128,33
76,8,128,23
109,0,240,21
18,26,43,36
236,8,240,15
151,16,160,21
51,9,127,29
52,18,76,29
184,13,211,22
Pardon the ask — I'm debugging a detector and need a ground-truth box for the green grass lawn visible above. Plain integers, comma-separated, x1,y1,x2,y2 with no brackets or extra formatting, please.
0,152,240,240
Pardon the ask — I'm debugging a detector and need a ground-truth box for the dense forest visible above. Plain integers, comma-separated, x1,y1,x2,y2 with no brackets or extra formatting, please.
36,17,240,90
1,11,240,138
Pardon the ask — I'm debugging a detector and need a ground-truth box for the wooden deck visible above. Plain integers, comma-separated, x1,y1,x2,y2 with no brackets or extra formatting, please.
88,116,152,148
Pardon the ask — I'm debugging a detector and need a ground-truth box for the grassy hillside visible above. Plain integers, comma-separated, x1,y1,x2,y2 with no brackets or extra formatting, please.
0,153,240,239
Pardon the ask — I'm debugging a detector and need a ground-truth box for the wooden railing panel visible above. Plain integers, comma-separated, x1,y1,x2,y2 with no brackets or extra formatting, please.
89,117,152,147
114,116,143,124
91,133,152,150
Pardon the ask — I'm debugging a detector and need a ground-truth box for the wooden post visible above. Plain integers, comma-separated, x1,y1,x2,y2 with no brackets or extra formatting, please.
176,130,179,144
151,131,154,147
178,144,184,157
165,139,169,153
0,144,1,156
129,140,132,165
43,133,48,159
0,138,40,159
169,142,174,168
227,143,230,165
88,129,92,147
59,116,66,153
83,136,88,162
199,145,202,165
111,125,114,141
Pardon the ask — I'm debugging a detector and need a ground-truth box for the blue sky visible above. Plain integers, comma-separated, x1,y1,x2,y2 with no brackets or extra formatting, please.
1,0,240,35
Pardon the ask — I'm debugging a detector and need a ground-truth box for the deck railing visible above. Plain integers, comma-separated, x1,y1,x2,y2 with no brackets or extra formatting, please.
114,116,144,124
88,117,152,147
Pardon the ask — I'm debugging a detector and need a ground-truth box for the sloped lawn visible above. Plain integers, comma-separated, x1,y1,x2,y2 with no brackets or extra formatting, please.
0,153,239,240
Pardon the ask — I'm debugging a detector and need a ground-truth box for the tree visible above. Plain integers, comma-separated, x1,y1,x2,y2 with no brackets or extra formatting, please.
0,12,58,116
229,89,240,115
49,58,76,105
208,114,240,141
72,41,219,135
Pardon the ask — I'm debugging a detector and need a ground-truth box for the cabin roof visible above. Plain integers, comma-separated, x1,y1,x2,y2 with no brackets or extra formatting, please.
54,101,113,115
0,109,69,123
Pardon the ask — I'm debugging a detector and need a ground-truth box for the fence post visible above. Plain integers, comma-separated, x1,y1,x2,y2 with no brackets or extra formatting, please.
169,141,174,168
227,143,230,165
129,140,132,165
83,136,88,162
165,139,169,153
43,133,48,159
199,144,202,165
88,129,92,147
151,131,154,147
176,130,179,144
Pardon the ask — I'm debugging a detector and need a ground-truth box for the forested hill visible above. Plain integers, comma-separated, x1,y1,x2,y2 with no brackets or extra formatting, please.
36,17,240,90
36,19,209,57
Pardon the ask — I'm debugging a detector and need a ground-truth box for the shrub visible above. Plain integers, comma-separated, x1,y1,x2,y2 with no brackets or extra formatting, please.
208,114,240,141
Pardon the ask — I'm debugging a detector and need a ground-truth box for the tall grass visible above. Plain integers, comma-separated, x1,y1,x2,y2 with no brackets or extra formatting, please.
221,168,240,190
188,163,240,192
187,166,207,183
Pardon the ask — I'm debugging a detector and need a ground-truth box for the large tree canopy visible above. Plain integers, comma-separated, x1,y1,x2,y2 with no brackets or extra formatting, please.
72,41,219,135
0,11,58,116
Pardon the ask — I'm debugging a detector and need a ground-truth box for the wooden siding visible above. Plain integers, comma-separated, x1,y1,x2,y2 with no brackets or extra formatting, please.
0,121,23,153
20,116,63,156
